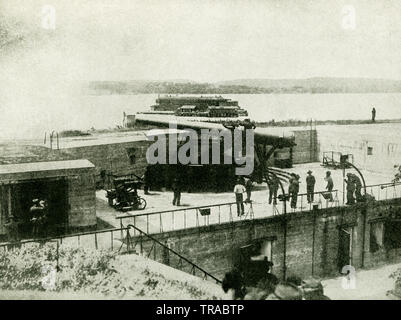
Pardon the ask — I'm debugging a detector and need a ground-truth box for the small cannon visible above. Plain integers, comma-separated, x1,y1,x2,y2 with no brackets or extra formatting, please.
106,177,147,211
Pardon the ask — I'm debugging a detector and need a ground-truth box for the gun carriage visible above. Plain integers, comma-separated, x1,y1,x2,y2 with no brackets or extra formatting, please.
106,175,147,211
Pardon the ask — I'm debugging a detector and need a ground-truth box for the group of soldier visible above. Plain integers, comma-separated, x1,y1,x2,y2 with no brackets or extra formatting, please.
4,198,49,242
266,169,362,208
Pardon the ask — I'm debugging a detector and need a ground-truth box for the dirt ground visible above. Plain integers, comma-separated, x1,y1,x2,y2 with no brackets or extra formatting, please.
322,262,401,300
96,162,397,233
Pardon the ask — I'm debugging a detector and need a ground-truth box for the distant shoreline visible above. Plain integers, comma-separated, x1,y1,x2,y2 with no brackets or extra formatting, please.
58,118,401,138
254,118,401,127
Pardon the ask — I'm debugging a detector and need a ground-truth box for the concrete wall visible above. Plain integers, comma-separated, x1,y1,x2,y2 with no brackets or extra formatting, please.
59,140,151,180
67,168,97,229
317,125,401,175
132,198,401,281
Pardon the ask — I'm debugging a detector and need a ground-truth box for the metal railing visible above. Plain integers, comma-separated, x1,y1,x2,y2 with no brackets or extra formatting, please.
127,224,222,284
0,224,222,284
365,182,401,202
117,201,255,236
273,189,341,215
0,226,132,253
114,182,401,236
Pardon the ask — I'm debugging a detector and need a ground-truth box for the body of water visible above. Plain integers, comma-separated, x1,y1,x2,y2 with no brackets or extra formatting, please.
82,93,401,126
1,93,400,139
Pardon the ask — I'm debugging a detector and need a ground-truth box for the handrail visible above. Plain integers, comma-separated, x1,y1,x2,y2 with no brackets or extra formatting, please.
127,224,222,284
291,189,339,198
365,182,401,188
0,226,130,248
116,201,237,220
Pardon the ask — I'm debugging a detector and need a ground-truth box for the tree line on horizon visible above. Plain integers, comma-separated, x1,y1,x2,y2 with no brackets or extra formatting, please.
86,79,401,95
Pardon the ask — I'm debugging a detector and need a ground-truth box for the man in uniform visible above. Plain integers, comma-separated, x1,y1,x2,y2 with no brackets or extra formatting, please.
350,173,363,202
234,178,246,216
306,170,316,203
268,175,279,205
288,174,300,209
325,171,334,201
30,199,44,238
172,177,181,206
143,167,151,195
245,177,253,203
345,173,356,205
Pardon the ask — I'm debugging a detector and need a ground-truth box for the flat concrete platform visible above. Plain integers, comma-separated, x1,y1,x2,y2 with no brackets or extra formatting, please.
96,162,399,235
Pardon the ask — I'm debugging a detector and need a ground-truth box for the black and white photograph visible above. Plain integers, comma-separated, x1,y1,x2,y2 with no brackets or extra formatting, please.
1,0,401,305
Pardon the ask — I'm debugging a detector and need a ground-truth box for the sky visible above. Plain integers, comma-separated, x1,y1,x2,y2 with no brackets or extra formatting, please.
1,0,401,82
1,0,401,138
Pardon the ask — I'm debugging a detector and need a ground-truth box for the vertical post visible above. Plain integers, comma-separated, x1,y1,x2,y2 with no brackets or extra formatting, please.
300,194,303,213
56,240,60,272
147,215,149,234
311,209,317,276
111,230,113,250
7,185,12,221
94,233,98,250
0,186,3,235
126,229,131,253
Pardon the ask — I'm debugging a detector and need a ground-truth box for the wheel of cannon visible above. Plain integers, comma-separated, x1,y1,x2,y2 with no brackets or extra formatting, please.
137,198,147,210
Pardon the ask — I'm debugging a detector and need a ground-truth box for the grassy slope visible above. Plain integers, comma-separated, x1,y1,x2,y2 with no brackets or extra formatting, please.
0,253,225,300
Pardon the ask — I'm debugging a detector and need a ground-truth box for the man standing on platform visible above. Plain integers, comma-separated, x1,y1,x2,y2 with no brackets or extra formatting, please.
245,177,253,203
306,170,316,203
234,178,246,216
268,175,279,205
289,174,300,209
325,171,334,201
345,173,356,205
172,177,181,206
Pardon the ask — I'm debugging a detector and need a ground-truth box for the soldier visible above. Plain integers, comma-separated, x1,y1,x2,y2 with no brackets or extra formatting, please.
234,178,246,216
29,199,44,238
352,174,363,202
172,177,181,206
345,173,356,205
245,177,253,203
372,107,376,122
288,174,300,209
325,171,334,201
38,200,48,237
268,175,279,205
143,167,151,195
306,170,316,203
